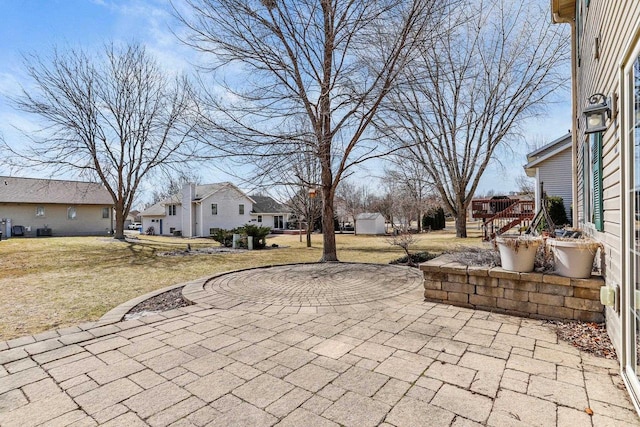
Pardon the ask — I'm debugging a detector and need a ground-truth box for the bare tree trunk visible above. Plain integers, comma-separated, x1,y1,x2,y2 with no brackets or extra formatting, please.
455,207,467,238
321,199,338,261
306,204,312,248
114,200,125,240
321,181,338,261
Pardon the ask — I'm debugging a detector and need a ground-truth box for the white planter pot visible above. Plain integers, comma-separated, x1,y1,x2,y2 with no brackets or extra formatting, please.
549,239,600,279
495,237,541,273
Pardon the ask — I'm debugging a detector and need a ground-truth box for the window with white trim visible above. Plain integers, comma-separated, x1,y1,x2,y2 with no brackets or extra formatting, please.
67,207,77,220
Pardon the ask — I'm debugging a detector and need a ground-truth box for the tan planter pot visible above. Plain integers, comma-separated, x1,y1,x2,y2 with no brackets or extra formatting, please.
495,236,542,273
549,239,600,279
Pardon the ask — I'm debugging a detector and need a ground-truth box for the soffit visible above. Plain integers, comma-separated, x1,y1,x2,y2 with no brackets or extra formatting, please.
551,0,576,23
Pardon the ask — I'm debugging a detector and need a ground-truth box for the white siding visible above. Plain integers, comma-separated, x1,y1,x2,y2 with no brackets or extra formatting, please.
164,205,182,235
537,148,573,217
574,0,640,353
197,188,253,236
355,215,386,235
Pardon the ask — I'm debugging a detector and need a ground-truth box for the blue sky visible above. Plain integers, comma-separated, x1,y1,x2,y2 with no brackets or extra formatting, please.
0,0,572,202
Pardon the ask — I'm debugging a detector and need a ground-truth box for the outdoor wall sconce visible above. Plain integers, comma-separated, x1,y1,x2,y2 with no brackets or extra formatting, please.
583,93,611,134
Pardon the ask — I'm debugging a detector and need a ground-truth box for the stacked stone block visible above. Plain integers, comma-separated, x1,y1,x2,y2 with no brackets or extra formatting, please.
420,256,604,322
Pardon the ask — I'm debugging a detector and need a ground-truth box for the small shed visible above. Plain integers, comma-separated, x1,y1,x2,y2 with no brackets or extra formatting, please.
355,213,386,235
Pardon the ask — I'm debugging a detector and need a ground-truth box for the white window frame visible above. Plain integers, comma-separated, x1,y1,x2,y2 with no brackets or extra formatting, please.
67,207,77,220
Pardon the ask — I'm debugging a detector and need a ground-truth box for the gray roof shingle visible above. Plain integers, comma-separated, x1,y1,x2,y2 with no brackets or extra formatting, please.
250,195,288,214
0,176,113,205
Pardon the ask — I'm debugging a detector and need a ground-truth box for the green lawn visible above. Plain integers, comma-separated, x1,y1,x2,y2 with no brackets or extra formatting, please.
0,224,483,340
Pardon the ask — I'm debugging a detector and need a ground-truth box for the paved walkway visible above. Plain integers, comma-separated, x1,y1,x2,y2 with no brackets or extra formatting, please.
0,263,638,426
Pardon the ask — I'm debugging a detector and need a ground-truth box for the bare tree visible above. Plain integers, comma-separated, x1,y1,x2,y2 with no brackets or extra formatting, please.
1,44,202,239
177,0,449,261
516,174,535,198
368,192,395,231
335,180,370,234
151,171,203,205
384,155,434,232
383,0,569,237
280,148,322,247
386,233,419,266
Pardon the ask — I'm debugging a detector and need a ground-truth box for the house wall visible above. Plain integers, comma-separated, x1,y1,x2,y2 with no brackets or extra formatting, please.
537,148,573,218
250,213,290,229
164,205,182,235
574,0,640,354
142,216,161,234
0,203,111,237
196,188,253,236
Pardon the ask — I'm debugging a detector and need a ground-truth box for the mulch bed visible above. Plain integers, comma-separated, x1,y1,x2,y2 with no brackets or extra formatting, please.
124,287,191,320
158,247,246,257
545,320,617,360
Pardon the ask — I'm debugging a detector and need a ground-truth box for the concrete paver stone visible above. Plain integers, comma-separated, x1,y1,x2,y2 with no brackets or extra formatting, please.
206,402,277,427
385,396,455,427
184,370,244,403
284,363,339,393
0,263,637,426
333,365,389,397
232,373,294,408
323,391,391,427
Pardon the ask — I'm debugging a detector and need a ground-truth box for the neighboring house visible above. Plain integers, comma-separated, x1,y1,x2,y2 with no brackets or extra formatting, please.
355,213,386,235
0,176,113,237
249,195,291,230
524,133,573,216
140,182,290,237
552,0,640,412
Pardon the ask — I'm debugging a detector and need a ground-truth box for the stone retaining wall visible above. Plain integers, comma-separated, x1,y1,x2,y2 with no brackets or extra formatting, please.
420,256,604,322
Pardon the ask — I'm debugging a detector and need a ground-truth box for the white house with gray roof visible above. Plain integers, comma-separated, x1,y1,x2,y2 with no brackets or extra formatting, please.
0,176,113,238
140,182,291,237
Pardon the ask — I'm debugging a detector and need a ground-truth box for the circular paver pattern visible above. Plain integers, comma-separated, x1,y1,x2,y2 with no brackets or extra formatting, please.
190,263,422,308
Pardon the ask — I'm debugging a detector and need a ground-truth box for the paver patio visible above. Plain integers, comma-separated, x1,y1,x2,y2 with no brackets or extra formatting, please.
0,263,638,426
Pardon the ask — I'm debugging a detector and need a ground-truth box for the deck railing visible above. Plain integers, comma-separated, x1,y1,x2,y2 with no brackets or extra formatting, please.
471,198,535,240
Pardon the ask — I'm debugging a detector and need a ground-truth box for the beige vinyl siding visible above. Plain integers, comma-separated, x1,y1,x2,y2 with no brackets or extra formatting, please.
537,148,573,216
0,203,112,237
575,0,640,352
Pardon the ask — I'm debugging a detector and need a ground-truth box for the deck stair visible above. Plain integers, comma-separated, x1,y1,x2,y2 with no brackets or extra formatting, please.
471,197,535,240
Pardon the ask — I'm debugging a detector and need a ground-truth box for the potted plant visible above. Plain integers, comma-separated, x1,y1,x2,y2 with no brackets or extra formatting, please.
548,233,601,278
494,235,543,273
